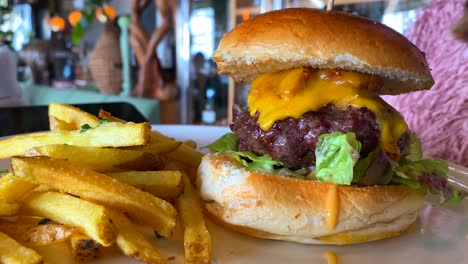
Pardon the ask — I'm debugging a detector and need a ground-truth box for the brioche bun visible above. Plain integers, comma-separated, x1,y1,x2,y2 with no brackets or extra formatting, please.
197,153,426,245
213,8,434,95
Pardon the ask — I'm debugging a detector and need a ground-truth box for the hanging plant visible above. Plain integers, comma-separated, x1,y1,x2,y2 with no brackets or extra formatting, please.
0,0,13,46
70,0,115,45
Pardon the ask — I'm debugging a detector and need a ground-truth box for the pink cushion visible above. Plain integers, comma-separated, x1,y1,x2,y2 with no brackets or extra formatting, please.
383,0,468,167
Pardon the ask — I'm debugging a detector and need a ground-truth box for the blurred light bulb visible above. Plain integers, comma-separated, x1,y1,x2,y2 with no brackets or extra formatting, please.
49,16,65,32
96,4,117,23
68,11,82,26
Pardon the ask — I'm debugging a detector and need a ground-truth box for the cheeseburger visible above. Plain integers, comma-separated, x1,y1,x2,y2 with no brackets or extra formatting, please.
197,8,465,245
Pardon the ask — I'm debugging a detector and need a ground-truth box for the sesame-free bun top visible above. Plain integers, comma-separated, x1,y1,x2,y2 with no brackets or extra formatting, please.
213,8,434,95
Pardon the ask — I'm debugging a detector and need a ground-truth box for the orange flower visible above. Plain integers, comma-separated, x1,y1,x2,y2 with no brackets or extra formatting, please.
96,4,117,23
68,11,82,26
49,16,65,32
242,11,250,21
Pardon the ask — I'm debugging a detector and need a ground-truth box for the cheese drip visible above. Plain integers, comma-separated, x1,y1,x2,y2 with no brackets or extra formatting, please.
247,67,408,158
325,184,340,231
323,251,339,264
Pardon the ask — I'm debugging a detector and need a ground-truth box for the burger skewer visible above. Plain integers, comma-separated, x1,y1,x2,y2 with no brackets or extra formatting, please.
327,0,335,11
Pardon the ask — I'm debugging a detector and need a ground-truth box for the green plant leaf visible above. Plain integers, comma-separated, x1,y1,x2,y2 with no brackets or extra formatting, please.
72,22,86,45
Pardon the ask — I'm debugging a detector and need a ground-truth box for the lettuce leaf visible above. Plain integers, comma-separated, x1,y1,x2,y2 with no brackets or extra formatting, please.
315,132,362,185
392,158,465,203
394,133,465,203
206,133,313,179
352,149,379,183
231,151,314,179
233,151,283,174
205,133,237,152
404,132,423,161
206,132,466,203
391,176,421,189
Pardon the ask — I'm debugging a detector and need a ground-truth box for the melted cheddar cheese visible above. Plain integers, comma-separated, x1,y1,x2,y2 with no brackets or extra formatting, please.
247,67,408,158
323,251,339,264
325,184,340,231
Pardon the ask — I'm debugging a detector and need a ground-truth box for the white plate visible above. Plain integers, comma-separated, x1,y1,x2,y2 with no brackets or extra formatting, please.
2,125,467,264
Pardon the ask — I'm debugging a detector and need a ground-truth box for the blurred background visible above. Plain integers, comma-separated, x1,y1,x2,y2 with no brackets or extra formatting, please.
0,0,440,125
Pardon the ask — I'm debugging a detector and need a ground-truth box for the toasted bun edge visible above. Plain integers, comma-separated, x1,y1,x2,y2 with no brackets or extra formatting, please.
213,8,434,95
197,152,426,244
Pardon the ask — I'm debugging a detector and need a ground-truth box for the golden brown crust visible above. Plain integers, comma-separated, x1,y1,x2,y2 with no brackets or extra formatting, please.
204,202,416,245
197,153,427,244
213,8,434,95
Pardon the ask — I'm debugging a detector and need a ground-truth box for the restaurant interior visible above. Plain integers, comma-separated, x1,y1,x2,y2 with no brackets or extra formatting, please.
0,0,431,124
0,0,466,169
0,0,466,262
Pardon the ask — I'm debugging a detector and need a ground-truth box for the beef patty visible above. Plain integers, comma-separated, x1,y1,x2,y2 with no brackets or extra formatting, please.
231,104,381,169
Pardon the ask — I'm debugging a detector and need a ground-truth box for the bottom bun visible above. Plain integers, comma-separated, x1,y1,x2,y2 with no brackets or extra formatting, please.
197,153,426,245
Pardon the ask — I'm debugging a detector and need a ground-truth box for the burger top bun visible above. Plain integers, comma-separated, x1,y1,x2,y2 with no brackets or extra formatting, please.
213,8,434,95
197,153,427,245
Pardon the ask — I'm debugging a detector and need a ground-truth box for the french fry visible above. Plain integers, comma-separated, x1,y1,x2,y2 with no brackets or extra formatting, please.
0,173,38,203
139,130,203,167
0,218,75,247
183,140,197,149
150,131,175,142
0,202,21,216
98,109,127,123
8,216,43,224
149,131,203,167
69,233,101,261
4,102,211,262
12,156,177,237
108,209,166,264
126,141,182,155
32,185,53,192
123,121,202,164
188,167,199,184
0,231,43,264
48,102,100,131
166,145,204,168
163,159,202,185
105,114,199,163
21,191,118,247
0,122,151,159
176,174,212,264
26,144,164,173
163,160,190,176
49,115,77,131
107,171,183,199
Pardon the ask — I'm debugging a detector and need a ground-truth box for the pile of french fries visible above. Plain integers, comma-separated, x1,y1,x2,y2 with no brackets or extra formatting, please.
0,103,211,264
